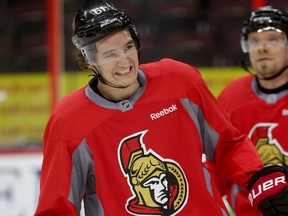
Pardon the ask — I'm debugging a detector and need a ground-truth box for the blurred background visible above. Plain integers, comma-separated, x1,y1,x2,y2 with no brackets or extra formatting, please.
0,0,287,215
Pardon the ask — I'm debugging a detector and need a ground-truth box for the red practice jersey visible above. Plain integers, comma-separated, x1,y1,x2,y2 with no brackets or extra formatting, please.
35,59,263,216
217,74,288,216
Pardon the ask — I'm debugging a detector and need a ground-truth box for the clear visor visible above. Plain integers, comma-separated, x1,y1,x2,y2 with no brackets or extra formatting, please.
80,30,139,65
241,28,287,53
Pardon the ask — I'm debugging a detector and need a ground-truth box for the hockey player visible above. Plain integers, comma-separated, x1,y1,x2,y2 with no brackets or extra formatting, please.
217,5,288,216
34,1,288,215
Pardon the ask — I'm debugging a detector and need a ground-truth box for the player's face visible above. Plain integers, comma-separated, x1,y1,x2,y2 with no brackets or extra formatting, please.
248,30,288,79
94,30,139,89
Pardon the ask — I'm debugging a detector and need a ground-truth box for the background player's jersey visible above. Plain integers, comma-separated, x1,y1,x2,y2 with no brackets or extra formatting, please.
217,74,288,216
35,59,263,216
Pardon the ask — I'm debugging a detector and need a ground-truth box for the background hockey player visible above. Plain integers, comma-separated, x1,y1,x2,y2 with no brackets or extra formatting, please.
217,5,288,216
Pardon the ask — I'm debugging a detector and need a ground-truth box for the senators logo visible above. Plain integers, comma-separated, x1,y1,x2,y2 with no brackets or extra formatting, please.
248,123,288,166
118,130,188,215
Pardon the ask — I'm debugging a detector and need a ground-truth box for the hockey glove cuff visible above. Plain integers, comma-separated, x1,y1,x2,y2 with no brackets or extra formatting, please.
246,165,288,214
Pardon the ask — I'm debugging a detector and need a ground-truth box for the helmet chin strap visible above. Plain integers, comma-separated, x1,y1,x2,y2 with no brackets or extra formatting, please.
240,60,288,80
91,67,130,89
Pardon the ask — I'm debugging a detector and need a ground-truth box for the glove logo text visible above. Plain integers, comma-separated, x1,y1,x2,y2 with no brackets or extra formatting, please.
248,175,286,206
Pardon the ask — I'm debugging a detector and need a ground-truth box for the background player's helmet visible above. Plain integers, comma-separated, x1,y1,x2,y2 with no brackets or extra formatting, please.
241,6,288,53
72,0,140,62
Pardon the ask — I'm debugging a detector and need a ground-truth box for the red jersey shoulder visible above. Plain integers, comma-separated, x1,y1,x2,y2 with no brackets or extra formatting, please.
219,75,253,96
217,75,254,109
52,88,89,118
140,58,203,87
47,87,112,141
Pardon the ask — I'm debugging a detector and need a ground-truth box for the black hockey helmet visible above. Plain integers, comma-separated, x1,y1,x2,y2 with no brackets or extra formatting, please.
241,6,288,52
71,1,140,50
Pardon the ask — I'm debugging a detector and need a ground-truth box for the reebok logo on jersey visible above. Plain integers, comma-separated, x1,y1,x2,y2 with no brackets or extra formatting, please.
150,104,178,120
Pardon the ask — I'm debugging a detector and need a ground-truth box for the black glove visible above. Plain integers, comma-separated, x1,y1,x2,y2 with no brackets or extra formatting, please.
246,165,288,216
258,187,288,216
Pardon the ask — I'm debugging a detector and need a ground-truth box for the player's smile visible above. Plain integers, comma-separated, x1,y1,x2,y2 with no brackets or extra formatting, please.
115,67,132,76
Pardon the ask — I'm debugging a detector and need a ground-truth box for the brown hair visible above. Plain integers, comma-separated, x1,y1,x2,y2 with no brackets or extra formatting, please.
73,48,89,70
